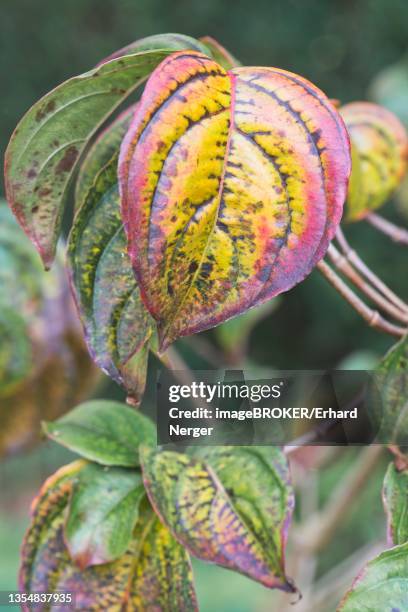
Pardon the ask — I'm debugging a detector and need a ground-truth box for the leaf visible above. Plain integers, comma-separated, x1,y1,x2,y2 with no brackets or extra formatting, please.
75,104,136,208
119,51,351,350
0,307,33,397
140,445,296,592
68,152,155,403
130,497,198,611
65,463,145,568
0,201,98,457
199,36,241,70
371,335,408,447
338,543,408,611
4,47,203,267
340,102,408,221
43,400,155,466
20,462,197,611
383,462,408,546
99,32,210,65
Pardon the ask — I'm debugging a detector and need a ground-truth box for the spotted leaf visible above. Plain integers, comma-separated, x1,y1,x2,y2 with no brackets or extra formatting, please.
341,102,408,221
140,446,296,592
4,42,207,267
383,462,408,546
338,543,408,611
119,51,351,350
20,462,197,611
43,400,155,467
75,105,136,208
69,151,156,403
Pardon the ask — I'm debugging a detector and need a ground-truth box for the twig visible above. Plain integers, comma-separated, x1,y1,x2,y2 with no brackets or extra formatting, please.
366,212,408,245
317,260,407,338
284,418,340,454
327,244,408,324
295,445,384,554
161,345,196,388
335,227,408,313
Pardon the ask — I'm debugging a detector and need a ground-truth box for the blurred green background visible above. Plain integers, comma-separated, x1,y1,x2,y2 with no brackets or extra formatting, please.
0,0,407,610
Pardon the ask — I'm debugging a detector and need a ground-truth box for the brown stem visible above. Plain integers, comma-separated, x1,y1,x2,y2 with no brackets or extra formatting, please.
295,445,383,553
326,244,408,324
317,260,407,338
336,227,408,313
366,212,408,245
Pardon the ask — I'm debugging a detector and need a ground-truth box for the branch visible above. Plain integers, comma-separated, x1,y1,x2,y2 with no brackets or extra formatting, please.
326,244,408,324
295,445,384,554
336,227,408,313
366,212,408,245
317,259,407,338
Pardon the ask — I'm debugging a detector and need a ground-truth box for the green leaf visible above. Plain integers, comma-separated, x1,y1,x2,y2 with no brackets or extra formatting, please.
20,462,198,611
372,335,408,446
140,445,296,592
338,543,408,611
0,307,33,397
68,152,155,403
4,44,204,267
65,463,145,568
383,463,408,546
75,105,135,208
43,400,155,466
99,33,210,63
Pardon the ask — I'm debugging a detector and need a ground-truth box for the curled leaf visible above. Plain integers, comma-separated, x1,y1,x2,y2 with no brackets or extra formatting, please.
338,543,408,611
99,33,210,65
43,400,155,467
75,105,136,208
140,446,296,592
383,462,408,546
20,462,197,611
119,51,351,349
4,47,201,267
341,102,408,221
69,152,155,403
65,463,145,568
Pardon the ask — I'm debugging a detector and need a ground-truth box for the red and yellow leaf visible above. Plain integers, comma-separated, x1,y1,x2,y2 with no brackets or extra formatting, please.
341,101,408,221
119,51,351,349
